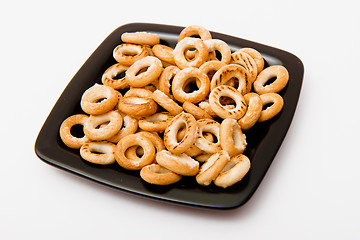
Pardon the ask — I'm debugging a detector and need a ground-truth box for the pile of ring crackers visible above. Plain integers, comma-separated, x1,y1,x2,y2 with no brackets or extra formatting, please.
60,25,289,188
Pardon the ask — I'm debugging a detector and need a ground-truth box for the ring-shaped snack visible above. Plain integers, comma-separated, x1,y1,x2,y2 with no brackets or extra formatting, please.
173,37,209,69
258,93,284,122
210,64,251,95
220,118,247,156
107,113,138,143
231,51,258,84
172,67,210,103
183,101,213,120
238,93,263,130
158,65,180,99
196,150,230,186
156,150,199,176
84,110,123,141
101,63,129,89
138,112,173,132
80,141,116,165
124,87,153,98
178,25,212,42
194,119,221,153
152,44,176,65
140,163,182,185
117,96,158,118
80,84,119,115
199,60,226,81
113,43,150,66
209,85,247,119
237,48,264,73
126,56,163,88
253,65,289,94
114,134,155,170
151,90,183,116
163,112,198,154
60,114,89,149
214,154,251,188
203,39,231,64
121,32,160,46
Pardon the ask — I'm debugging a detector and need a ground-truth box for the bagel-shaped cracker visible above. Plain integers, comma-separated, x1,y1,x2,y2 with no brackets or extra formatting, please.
140,164,182,185
126,56,163,88
173,37,208,69
220,118,247,156
156,150,199,176
121,32,160,46
60,114,89,149
253,65,289,94
113,43,150,66
117,96,158,118
238,93,263,130
80,84,118,115
258,93,284,122
80,141,116,165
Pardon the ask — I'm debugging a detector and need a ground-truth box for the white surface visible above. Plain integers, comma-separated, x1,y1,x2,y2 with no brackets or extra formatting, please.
1,0,359,239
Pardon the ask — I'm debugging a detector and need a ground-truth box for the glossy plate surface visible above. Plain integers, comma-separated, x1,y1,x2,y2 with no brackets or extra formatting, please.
35,23,303,209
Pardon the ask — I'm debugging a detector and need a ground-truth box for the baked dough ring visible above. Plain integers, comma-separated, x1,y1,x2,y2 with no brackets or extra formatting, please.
194,119,221,153
209,85,247,119
178,25,212,42
113,43,150,66
196,150,230,186
231,51,258,84
210,64,251,95
253,65,289,94
158,65,180,99
117,96,158,118
258,93,284,122
121,32,160,46
151,90,183,116
101,63,129,89
238,93,263,130
80,84,119,115
182,101,213,120
214,154,251,188
114,134,155,170
172,67,210,103
126,56,163,88
220,118,247,156
84,110,123,141
138,112,173,132
107,113,138,143
203,39,231,64
156,150,199,176
199,60,226,81
60,114,89,149
124,87,153,98
237,48,264,73
163,112,198,154
140,163,182,185
173,37,209,69
80,141,116,165
152,44,176,65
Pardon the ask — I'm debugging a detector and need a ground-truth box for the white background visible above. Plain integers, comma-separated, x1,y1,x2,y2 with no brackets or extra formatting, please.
1,0,359,239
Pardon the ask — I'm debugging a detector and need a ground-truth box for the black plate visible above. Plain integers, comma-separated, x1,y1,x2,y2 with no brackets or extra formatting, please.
35,23,303,209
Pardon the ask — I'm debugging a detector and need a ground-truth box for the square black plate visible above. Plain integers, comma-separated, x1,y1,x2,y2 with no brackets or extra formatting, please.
35,23,303,209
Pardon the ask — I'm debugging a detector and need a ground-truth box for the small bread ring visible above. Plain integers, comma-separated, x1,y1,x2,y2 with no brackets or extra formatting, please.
138,112,173,132
151,90,183,116
163,112,198,154
117,96,158,118
114,133,155,170
203,39,231,64
84,110,123,141
199,101,218,117
199,60,226,81
253,65,289,94
80,141,116,165
220,118,247,156
113,43,150,66
209,85,247,119
195,153,213,163
140,164,182,185
258,93,284,122
156,150,199,176
196,150,230,186
172,67,210,103
183,101,213,120
237,48,264,73
231,51,258,84
158,66,180,99
214,154,251,188
152,44,176,65
101,63,129,89
80,84,119,115
107,113,138,143
210,64,251,95
60,114,89,149
173,37,209,69
126,56,163,88
121,32,160,46
178,25,212,42
124,87,153,98
238,93,263,130
194,119,221,153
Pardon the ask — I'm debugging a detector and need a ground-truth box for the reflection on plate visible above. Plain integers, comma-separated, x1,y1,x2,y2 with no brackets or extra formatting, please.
35,23,303,209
